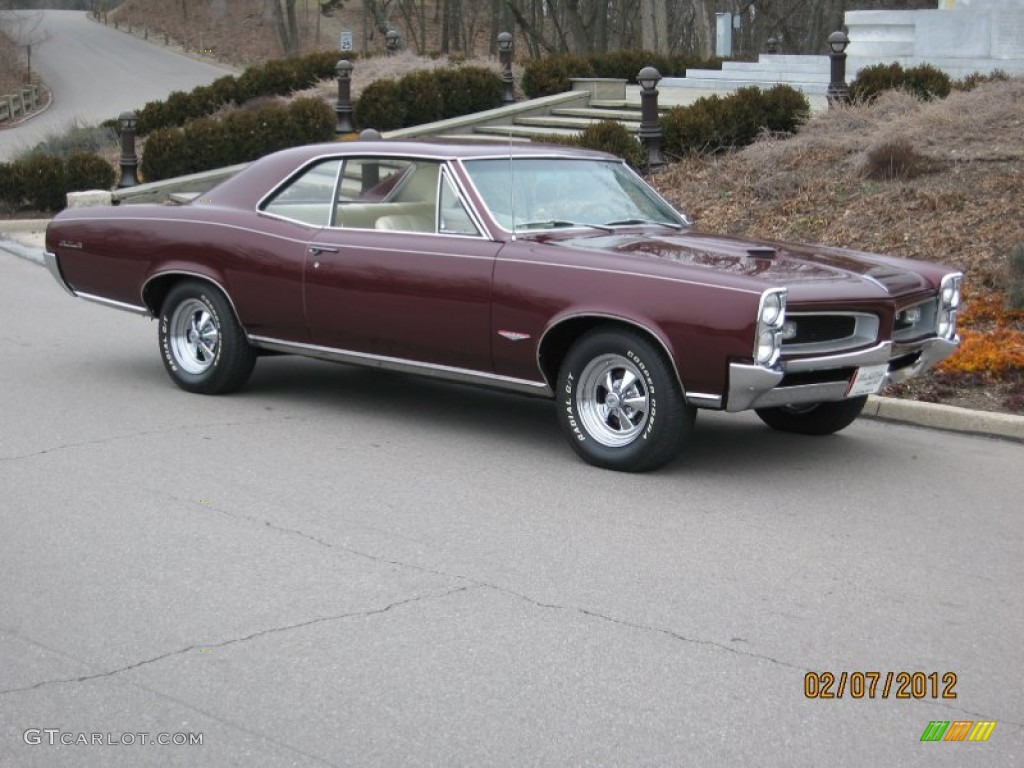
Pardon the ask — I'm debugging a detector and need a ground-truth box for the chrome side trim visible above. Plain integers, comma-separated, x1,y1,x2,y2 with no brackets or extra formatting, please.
75,292,151,316
248,335,554,398
684,392,723,409
43,251,76,296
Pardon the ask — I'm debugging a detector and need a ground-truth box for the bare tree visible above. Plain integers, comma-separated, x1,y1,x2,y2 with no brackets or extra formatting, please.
265,0,300,56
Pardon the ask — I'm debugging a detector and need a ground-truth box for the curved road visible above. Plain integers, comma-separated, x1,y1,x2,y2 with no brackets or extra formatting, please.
0,10,234,159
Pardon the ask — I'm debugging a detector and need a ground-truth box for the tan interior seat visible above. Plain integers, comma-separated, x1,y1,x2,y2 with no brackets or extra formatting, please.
375,214,433,232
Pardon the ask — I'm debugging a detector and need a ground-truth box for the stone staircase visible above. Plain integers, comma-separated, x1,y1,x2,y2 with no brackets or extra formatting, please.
469,101,645,141
390,80,679,144
663,54,831,95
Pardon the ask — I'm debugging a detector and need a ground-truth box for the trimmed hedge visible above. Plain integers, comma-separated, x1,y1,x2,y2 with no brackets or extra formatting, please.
140,97,335,182
354,66,503,131
134,53,501,138
849,62,952,103
543,120,645,171
0,152,115,213
661,85,809,157
353,79,406,132
135,50,362,136
522,51,724,98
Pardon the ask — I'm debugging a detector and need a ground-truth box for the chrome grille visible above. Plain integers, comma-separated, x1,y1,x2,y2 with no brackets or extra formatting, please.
781,312,880,356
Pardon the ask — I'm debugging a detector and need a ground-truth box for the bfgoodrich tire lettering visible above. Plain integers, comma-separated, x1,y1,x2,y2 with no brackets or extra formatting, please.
556,327,694,472
159,280,256,394
755,396,867,435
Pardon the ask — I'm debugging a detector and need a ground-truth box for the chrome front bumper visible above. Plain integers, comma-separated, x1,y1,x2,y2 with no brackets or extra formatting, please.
726,337,960,412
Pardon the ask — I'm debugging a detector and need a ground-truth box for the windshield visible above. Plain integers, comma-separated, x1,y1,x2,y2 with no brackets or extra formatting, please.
462,157,688,232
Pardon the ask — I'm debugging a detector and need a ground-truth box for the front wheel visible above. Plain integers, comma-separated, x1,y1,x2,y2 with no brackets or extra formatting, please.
755,396,867,436
159,281,256,394
556,328,694,472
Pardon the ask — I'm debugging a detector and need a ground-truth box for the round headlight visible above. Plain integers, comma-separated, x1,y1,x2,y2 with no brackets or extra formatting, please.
937,315,952,338
761,293,783,326
756,329,779,364
941,280,961,309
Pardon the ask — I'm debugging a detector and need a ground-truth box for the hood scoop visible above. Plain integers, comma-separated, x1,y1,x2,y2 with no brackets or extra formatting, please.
747,246,777,259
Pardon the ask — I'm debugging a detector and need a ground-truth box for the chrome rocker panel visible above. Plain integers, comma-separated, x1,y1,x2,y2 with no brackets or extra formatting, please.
249,335,554,398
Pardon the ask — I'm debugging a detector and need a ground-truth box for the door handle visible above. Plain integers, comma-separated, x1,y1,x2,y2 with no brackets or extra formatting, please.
309,245,339,255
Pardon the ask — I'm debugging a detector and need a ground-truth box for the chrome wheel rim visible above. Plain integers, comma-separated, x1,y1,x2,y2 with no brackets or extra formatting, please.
576,353,650,447
169,299,220,375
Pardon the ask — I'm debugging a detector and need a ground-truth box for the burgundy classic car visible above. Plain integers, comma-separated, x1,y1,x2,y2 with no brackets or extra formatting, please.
44,141,962,471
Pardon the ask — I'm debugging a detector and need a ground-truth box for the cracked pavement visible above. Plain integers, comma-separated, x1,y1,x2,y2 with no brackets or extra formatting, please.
1,248,1023,767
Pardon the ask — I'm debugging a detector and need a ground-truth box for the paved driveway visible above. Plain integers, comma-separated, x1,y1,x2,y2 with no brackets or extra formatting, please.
0,10,233,160
0,249,1022,766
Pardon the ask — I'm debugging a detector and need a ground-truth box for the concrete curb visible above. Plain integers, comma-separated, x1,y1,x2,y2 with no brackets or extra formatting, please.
863,396,1024,443
1,218,1022,443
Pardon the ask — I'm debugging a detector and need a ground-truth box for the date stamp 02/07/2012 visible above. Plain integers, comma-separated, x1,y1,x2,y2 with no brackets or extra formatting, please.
804,671,957,700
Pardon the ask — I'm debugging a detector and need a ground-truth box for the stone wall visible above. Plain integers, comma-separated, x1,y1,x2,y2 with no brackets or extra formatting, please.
846,1,1024,78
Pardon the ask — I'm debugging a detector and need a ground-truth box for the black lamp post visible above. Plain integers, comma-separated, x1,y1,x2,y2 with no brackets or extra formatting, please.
827,30,850,105
335,59,354,134
385,29,401,54
637,66,665,172
497,31,515,104
118,111,139,188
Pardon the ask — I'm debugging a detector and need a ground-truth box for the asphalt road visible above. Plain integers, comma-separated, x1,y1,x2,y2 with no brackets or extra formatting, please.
0,247,1022,767
0,10,233,160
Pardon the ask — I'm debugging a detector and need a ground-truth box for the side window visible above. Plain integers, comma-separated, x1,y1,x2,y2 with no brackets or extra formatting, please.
333,158,442,234
261,159,342,227
337,159,415,204
439,172,481,237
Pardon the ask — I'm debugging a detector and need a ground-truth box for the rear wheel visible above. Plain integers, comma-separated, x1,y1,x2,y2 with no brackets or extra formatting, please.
755,396,867,435
556,328,693,472
159,281,255,394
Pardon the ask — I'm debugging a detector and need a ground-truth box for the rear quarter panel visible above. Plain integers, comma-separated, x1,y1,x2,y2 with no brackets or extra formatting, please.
47,206,312,342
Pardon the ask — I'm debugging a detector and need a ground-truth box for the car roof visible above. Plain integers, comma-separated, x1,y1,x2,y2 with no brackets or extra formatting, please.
211,139,620,209
299,138,615,161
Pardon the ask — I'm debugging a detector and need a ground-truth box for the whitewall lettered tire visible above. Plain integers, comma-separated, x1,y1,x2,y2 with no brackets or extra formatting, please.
159,280,256,394
556,327,694,472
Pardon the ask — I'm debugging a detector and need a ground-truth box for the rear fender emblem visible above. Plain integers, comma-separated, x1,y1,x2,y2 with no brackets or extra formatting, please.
59,240,83,249
498,330,531,342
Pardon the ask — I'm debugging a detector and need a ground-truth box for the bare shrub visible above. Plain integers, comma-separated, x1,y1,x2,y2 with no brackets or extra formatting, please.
857,138,925,181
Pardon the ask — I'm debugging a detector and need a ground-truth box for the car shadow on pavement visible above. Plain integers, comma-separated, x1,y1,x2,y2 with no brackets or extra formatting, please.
236,355,896,476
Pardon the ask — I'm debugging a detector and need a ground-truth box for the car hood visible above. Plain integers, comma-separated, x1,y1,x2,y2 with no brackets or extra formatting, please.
546,229,931,299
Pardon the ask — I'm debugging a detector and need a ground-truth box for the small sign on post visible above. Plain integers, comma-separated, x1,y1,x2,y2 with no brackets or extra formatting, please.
339,29,353,52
